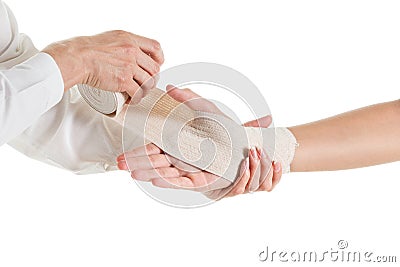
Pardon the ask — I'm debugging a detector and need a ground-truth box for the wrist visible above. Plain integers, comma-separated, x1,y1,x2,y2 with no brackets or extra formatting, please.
42,38,86,91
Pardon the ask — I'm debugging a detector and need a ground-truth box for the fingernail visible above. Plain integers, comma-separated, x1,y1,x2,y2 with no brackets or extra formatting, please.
117,154,125,161
117,161,128,170
273,162,281,173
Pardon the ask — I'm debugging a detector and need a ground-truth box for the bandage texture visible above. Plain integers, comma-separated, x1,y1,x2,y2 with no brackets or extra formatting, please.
78,86,298,182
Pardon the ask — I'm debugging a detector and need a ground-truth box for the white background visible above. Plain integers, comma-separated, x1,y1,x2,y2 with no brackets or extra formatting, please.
1,0,399,266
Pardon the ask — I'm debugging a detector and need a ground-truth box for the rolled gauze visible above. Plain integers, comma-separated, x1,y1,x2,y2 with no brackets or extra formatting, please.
78,84,129,116
77,85,298,183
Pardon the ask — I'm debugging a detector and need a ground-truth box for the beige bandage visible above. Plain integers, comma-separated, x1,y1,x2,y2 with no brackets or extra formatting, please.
78,85,298,182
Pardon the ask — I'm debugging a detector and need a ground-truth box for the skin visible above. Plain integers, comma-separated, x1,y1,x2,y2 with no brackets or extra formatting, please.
117,85,283,200
289,99,400,171
117,87,400,200
43,30,164,104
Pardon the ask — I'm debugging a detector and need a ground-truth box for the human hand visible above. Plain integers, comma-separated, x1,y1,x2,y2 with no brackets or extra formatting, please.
204,117,283,200
117,86,283,199
43,30,164,103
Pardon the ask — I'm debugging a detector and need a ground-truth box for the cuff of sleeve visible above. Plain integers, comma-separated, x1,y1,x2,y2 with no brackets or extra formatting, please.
3,52,65,110
25,52,65,108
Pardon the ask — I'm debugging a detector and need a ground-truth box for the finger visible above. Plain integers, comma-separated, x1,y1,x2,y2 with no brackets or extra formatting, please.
117,143,162,161
164,154,201,172
166,85,221,113
258,161,279,192
122,76,139,97
136,50,160,76
225,158,250,197
151,177,197,190
257,167,274,192
136,37,164,64
132,66,154,92
243,115,272,128
125,79,143,103
130,87,143,104
119,154,171,170
166,85,200,102
258,148,273,186
131,167,182,181
245,147,261,192
271,161,283,191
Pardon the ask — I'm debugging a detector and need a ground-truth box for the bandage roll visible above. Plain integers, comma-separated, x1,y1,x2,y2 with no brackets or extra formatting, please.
77,84,129,116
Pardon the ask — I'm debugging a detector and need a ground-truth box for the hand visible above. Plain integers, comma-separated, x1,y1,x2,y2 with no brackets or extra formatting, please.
204,118,283,200
117,86,283,199
43,30,164,103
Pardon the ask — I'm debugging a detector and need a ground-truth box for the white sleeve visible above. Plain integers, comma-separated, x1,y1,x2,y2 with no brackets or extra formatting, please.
0,53,64,145
0,1,64,145
8,87,128,174
2,0,133,174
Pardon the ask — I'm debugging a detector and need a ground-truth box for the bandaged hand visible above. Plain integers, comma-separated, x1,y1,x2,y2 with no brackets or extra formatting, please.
117,86,283,199
43,30,164,103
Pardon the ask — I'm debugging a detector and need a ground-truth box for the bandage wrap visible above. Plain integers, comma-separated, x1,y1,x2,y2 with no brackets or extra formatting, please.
78,85,298,182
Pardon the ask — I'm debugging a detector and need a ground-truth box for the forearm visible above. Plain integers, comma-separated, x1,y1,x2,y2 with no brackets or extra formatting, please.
289,100,400,172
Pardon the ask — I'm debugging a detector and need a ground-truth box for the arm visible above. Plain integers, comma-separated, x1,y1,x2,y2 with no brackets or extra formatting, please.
1,0,163,146
117,88,399,199
290,100,400,172
2,0,163,173
0,1,64,145
117,86,283,199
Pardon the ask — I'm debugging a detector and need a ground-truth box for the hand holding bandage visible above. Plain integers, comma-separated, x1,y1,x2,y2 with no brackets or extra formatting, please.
117,85,290,199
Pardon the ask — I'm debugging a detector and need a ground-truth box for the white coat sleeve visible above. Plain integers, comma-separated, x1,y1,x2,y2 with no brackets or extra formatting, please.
8,88,129,174
0,1,64,145
2,1,137,174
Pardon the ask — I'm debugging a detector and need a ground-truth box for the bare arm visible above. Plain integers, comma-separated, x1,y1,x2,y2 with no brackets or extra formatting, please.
289,100,400,172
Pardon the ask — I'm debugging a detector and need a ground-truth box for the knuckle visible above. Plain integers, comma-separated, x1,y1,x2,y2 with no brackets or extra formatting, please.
108,30,124,37
116,74,126,85
123,44,138,56
152,64,161,73
113,29,127,35
149,39,161,50
123,61,134,70
115,30,133,39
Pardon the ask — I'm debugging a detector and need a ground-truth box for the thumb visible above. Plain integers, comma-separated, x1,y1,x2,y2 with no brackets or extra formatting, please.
165,84,222,114
165,84,200,103
243,115,272,128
